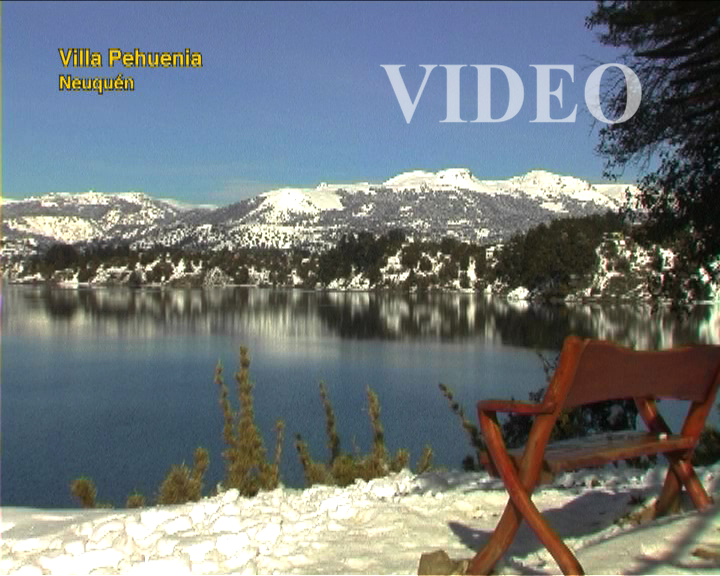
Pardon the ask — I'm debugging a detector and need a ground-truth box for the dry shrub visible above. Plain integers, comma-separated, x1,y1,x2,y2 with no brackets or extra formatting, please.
296,384,431,487
215,347,284,496
70,476,97,508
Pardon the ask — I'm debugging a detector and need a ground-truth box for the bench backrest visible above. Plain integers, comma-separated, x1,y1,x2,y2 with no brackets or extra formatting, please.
558,337,720,409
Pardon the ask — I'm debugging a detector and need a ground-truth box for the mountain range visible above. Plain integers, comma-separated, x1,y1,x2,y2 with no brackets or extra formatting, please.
1,169,635,261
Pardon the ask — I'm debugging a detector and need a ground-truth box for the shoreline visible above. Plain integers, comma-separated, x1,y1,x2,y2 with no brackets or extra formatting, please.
5,278,719,307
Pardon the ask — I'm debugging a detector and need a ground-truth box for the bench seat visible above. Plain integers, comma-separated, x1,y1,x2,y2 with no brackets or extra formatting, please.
480,430,697,480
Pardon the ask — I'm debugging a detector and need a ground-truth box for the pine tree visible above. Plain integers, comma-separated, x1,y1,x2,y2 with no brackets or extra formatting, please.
587,1,720,302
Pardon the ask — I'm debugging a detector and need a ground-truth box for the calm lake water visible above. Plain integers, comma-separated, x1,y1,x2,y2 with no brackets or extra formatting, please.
2,285,719,508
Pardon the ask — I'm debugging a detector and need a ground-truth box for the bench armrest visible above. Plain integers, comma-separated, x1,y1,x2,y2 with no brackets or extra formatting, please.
478,399,556,415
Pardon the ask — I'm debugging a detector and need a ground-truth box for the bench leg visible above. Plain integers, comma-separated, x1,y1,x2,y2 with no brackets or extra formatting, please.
656,456,713,517
470,411,584,576
655,466,682,516
635,398,714,516
466,500,523,574
467,469,584,575
499,466,584,575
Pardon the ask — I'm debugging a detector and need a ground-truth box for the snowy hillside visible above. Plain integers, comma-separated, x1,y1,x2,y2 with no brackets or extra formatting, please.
2,191,189,245
1,170,637,260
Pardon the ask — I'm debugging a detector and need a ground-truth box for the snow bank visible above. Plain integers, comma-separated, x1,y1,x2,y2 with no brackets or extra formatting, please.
2,464,719,575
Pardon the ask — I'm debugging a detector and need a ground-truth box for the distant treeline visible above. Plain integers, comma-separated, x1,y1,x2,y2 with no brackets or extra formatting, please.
494,211,627,297
26,212,629,297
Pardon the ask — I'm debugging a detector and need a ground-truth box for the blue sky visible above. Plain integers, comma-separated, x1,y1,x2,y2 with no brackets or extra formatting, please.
3,1,637,204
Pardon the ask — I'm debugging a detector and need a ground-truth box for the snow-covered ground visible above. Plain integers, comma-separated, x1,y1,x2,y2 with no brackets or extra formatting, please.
2,463,719,575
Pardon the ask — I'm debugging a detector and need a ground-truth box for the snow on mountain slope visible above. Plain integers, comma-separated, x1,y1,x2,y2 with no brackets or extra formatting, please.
480,170,619,208
1,191,186,251
593,183,636,202
159,197,218,212
384,168,626,209
1,170,637,259
5,215,103,244
384,168,499,194
248,187,344,224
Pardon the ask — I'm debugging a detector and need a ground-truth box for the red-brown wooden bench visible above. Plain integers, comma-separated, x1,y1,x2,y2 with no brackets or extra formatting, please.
467,335,720,576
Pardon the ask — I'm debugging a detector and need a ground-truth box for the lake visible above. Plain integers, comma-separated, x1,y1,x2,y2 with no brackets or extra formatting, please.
2,285,718,508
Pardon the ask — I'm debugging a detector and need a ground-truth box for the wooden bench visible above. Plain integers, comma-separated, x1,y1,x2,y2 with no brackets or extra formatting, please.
467,335,720,576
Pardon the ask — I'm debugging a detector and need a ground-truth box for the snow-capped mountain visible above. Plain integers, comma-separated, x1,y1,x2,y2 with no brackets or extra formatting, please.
1,170,636,259
2,191,189,241
1,191,211,258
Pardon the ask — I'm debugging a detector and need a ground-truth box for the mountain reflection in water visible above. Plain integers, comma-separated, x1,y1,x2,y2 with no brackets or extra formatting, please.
9,285,719,349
